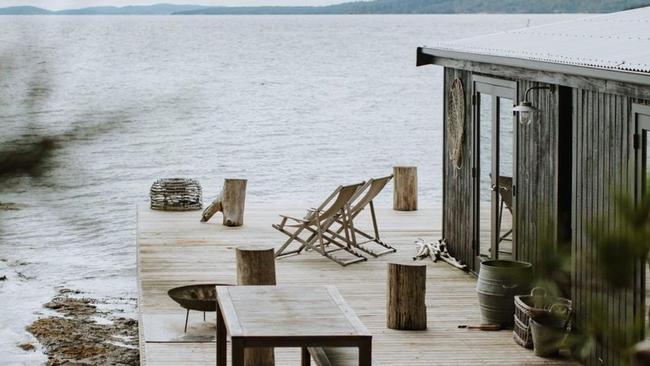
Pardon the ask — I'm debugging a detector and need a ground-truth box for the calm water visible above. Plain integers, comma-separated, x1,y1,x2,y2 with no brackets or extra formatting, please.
0,14,577,363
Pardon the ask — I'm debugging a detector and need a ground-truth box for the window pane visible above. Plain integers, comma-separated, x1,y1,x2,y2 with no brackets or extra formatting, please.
498,97,514,259
479,93,492,203
479,93,492,257
499,97,514,178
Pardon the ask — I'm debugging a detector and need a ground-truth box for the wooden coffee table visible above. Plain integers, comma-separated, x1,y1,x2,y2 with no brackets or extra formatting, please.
216,285,372,366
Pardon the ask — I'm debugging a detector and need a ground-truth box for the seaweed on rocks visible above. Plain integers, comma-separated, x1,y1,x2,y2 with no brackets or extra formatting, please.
26,289,139,365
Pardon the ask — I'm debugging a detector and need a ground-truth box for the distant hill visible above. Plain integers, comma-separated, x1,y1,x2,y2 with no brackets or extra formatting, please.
0,0,648,15
0,5,51,14
0,3,208,15
175,0,650,15
57,4,209,15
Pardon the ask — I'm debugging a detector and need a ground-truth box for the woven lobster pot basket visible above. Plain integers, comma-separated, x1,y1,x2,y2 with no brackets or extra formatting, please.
150,178,203,211
513,288,572,349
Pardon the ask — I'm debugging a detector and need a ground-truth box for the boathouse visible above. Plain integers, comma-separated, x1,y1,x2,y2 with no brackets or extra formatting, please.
417,7,650,365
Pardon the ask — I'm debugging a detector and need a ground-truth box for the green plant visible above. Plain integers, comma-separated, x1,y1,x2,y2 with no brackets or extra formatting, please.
532,186,650,364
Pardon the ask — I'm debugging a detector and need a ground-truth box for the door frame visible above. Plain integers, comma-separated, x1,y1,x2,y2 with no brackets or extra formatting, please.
632,104,650,200
632,103,650,338
472,75,517,272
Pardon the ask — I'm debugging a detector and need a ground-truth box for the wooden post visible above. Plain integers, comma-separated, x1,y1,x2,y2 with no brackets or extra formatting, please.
393,166,417,211
387,262,427,330
201,178,247,227
236,246,276,366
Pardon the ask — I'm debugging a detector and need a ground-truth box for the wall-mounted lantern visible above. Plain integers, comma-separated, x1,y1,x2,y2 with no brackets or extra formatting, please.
513,85,555,125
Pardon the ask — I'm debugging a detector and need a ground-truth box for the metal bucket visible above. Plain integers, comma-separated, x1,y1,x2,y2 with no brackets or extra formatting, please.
530,313,567,357
477,260,532,326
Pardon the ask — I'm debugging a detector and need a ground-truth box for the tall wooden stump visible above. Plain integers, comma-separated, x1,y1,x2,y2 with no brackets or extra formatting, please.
393,166,417,211
236,246,276,366
201,178,247,227
387,262,427,330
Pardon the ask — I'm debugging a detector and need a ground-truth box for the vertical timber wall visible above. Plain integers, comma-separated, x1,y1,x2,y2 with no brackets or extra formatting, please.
572,90,648,365
442,67,474,267
514,80,564,269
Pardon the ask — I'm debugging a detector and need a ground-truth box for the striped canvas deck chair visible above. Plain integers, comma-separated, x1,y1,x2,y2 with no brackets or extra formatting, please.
326,175,397,257
273,182,367,266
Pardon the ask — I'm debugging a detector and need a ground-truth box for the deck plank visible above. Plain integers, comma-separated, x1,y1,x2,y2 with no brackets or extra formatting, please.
137,204,575,365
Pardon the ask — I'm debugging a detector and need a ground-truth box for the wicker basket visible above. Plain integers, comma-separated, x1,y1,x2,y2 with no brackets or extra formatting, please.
150,178,203,211
513,287,572,349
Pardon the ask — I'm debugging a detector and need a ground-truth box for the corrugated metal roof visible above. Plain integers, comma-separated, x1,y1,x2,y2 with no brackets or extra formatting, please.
425,7,650,75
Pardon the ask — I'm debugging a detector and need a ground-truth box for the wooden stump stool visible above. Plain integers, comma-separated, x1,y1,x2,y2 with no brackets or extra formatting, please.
201,178,247,227
387,262,427,330
236,246,276,366
236,246,277,286
393,166,417,211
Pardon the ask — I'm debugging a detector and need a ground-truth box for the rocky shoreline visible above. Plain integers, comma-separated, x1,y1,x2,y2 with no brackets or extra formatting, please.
25,289,139,365
0,202,22,211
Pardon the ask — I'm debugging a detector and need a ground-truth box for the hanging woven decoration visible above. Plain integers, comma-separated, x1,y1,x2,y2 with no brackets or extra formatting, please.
447,78,466,170
150,178,203,211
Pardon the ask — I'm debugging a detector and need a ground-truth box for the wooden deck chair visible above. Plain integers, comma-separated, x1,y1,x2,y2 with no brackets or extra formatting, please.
273,182,367,266
324,175,396,257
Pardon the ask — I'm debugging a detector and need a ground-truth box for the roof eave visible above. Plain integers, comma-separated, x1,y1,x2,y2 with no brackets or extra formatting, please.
417,46,650,88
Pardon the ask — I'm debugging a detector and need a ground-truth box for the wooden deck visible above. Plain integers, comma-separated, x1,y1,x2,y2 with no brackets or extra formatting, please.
136,203,575,365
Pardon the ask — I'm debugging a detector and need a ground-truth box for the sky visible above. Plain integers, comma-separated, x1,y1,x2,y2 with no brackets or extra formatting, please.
0,0,341,10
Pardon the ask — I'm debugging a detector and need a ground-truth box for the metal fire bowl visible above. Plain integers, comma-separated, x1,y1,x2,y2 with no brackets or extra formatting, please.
168,284,228,312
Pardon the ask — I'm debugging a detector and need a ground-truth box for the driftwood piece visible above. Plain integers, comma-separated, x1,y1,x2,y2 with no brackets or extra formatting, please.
413,238,467,271
387,262,427,330
201,200,222,222
200,178,247,226
236,246,276,366
393,166,417,211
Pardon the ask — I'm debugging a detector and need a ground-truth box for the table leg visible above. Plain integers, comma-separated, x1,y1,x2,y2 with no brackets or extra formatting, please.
301,347,311,366
216,306,226,366
232,338,245,366
359,338,372,366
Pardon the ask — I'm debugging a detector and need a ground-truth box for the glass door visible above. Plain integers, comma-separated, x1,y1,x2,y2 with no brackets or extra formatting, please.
473,77,517,270
497,97,515,257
